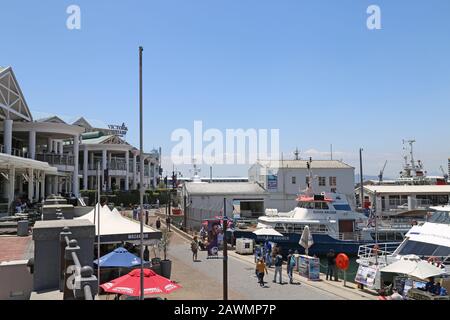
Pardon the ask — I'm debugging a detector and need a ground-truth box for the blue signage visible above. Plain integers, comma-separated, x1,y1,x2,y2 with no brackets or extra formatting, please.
267,175,278,190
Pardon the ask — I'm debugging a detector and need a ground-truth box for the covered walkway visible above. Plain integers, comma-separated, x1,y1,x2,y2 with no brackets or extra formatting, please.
0,153,57,211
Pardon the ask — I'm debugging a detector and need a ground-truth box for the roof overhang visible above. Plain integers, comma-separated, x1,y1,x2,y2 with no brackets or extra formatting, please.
0,153,57,174
11,121,85,137
0,67,33,122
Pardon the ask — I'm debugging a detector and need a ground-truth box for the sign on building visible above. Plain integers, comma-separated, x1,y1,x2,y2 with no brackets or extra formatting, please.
107,123,128,137
267,174,278,190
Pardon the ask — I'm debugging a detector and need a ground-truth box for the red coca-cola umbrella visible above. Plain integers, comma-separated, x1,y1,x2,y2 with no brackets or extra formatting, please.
100,269,181,297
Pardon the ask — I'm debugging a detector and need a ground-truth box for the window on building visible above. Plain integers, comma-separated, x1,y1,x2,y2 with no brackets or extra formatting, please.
331,188,337,193
292,176,296,184
329,177,337,186
318,177,326,186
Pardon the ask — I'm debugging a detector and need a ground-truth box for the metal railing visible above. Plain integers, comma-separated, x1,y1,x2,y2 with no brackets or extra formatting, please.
337,232,364,241
12,147,28,158
0,144,29,158
357,242,401,267
59,227,98,300
36,153,75,166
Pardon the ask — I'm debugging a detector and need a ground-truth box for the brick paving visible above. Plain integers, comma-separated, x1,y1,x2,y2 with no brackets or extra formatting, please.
0,236,33,263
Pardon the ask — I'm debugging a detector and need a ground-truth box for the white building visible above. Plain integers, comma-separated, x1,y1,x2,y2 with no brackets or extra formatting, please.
356,185,450,214
181,182,268,230
0,66,160,209
249,159,356,211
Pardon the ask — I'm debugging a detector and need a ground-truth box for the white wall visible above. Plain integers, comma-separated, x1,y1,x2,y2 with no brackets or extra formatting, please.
186,194,266,230
250,166,356,211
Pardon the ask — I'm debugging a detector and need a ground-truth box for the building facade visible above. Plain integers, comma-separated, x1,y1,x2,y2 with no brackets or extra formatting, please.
0,66,160,209
181,182,268,230
248,159,356,211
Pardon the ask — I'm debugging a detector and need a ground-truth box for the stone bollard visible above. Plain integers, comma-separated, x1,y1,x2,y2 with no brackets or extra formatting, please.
74,266,98,300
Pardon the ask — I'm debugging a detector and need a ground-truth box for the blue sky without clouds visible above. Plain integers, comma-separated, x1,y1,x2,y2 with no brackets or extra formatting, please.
1,0,450,177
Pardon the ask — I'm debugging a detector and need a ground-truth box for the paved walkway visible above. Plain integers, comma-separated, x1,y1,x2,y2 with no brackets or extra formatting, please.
131,211,377,300
0,235,33,263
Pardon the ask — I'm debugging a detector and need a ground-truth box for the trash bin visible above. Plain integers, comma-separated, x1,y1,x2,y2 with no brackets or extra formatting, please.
17,220,29,236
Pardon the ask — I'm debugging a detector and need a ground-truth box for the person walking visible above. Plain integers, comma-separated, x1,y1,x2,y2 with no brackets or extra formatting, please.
166,216,171,232
270,244,277,268
286,250,296,284
156,217,161,230
273,250,283,284
256,258,268,287
326,249,337,281
191,236,199,262
132,205,138,220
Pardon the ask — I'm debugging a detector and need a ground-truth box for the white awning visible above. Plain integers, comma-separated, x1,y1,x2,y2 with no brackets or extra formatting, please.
381,255,447,280
0,153,57,174
75,205,161,244
253,228,283,237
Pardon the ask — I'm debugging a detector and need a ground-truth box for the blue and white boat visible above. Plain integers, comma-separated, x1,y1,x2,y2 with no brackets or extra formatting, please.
233,191,409,256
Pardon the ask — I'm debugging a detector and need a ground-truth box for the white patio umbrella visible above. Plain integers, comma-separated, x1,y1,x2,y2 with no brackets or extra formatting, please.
253,228,283,237
380,255,447,280
299,226,314,256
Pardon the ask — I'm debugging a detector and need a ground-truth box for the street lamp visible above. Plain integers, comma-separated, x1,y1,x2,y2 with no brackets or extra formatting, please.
139,46,145,301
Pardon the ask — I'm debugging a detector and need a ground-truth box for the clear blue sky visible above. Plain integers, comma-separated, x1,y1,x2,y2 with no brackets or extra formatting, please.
1,0,450,177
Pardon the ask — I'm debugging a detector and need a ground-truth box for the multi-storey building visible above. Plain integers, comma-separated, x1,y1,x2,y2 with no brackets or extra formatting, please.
0,66,160,209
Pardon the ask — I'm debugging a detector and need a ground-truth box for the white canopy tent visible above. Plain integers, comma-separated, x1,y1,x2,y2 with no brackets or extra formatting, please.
380,255,447,280
75,205,161,245
253,227,283,237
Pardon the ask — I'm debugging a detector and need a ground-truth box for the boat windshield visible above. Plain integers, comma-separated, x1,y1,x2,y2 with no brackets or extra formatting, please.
333,204,352,211
297,201,329,210
398,240,450,257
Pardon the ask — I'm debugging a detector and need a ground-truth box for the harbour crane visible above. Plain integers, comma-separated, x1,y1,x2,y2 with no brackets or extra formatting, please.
378,160,388,183
440,166,449,181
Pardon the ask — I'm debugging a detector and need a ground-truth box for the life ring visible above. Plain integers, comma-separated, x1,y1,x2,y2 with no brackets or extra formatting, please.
336,253,350,271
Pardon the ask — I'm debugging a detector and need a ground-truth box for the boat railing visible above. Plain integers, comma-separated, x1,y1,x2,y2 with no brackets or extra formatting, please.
357,242,400,266
337,232,364,241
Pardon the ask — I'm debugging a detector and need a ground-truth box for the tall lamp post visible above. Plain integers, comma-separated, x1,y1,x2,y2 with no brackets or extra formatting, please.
223,198,228,301
359,148,364,209
139,46,145,301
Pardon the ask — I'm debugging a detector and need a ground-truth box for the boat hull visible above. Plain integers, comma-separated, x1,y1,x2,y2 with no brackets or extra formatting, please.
231,230,402,256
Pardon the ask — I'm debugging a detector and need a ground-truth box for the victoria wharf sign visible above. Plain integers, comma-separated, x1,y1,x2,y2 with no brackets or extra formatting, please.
108,123,128,137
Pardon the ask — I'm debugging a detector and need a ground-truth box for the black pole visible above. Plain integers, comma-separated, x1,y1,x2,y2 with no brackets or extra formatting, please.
359,148,364,208
138,46,145,301
168,190,171,231
183,195,187,231
223,198,228,301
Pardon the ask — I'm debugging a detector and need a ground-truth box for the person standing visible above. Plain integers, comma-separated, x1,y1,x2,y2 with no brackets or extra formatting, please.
156,217,161,230
191,236,199,262
273,250,283,284
132,205,138,220
326,249,337,281
286,250,296,284
256,258,268,287
166,216,171,232
270,244,277,268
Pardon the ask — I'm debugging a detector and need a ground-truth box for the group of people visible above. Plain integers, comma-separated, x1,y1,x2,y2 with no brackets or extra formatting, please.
190,222,224,261
14,197,32,213
423,277,448,296
254,243,298,287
